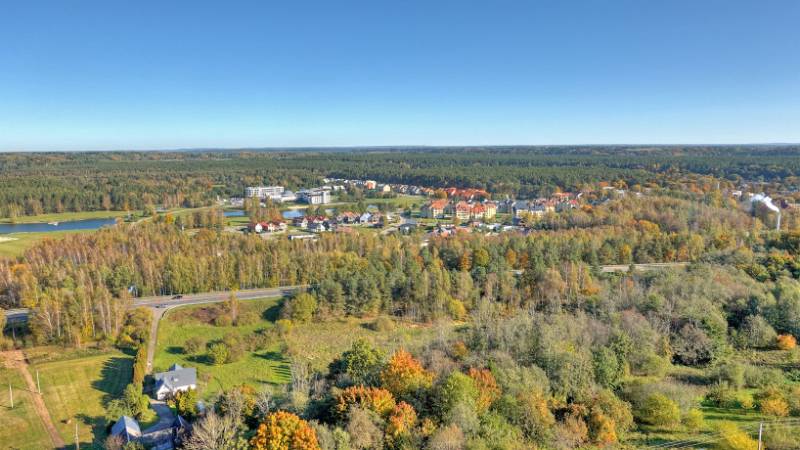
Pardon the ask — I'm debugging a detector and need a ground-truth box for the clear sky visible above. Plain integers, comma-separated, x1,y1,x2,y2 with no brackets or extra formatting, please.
1,1,799,151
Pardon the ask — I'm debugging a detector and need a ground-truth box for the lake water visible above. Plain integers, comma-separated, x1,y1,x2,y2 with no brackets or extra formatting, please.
223,210,245,217
282,209,304,219
0,218,118,235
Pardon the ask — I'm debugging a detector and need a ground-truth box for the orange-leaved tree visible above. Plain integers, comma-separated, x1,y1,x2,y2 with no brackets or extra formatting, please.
380,349,433,397
250,410,320,450
468,368,500,412
385,401,418,439
335,385,396,418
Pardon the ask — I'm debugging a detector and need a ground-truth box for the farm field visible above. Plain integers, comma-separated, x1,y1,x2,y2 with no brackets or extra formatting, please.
153,297,291,398
0,367,53,450
30,350,134,449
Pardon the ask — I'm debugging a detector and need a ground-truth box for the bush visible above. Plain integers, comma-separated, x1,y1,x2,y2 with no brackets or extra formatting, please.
760,397,790,417
637,394,681,428
208,342,230,366
184,336,206,355
777,334,797,350
282,292,318,323
237,310,260,326
716,422,758,450
371,316,395,333
213,314,233,327
682,408,705,431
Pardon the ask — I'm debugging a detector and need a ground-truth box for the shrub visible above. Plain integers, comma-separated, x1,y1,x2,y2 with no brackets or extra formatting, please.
208,342,230,366
371,316,395,333
760,397,790,417
682,408,705,431
282,293,318,323
213,314,233,327
716,422,758,450
777,334,797,350
637,394,681,428
184,336,206,355
329,338,385,386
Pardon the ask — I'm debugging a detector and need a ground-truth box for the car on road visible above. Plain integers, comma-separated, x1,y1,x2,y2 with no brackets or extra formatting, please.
172,294,183,299
156,304,167,308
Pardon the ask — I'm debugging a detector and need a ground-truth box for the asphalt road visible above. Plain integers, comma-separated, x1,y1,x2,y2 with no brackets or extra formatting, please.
4,285,305,324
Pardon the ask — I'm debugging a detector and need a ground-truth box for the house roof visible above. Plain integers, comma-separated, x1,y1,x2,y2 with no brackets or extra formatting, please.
426,199,448,210
154,365,196,392
111,416,142,441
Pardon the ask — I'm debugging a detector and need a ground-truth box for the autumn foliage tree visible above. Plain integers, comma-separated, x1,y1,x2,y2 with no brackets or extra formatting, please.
335,385,396,418
250,411,320,450
385,401,418,440
468,368,500,412
380,349,433,397
776,334,797,350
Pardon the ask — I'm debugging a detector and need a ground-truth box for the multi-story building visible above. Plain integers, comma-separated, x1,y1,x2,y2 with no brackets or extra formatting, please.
422,199,448,218
298,189,331,204
245,186,284,199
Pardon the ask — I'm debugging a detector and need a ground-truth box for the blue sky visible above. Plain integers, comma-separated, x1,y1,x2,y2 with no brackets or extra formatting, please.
1,1,798,151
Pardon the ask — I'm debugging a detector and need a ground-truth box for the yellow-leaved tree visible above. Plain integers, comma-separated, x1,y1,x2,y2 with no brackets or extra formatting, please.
250,411,320,450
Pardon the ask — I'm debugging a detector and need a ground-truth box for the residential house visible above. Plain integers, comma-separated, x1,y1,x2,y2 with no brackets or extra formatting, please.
153,364,197,400
447,201,472,221
292,216,309,228
422,199,448,218
365,180,377,190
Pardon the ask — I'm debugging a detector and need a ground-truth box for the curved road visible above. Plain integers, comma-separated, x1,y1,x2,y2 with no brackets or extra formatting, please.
140,286,304,373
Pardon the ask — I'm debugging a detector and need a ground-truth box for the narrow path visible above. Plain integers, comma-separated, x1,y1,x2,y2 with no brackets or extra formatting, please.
142,399,175,433
1,350,66,449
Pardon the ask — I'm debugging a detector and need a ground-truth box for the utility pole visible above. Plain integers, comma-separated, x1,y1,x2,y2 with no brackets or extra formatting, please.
36,369,41,393
8,384,12,409
74,421,79,450
757,421,763,450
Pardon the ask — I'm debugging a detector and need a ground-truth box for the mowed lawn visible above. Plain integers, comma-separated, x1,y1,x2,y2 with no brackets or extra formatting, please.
0,230,92,258
0,367,53,450
30,351,133,449
154,297,291,399
0,210,131,224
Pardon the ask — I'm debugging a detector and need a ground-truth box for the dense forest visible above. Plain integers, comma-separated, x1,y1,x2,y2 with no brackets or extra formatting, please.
2,146,800,218
4,148,800,449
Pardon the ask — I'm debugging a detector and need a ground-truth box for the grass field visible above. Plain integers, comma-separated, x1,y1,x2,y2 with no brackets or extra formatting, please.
153,297,291,399
0,210,131,224
0,230,93,258
30,350,133,449
0,367,53,450
285,316,458,372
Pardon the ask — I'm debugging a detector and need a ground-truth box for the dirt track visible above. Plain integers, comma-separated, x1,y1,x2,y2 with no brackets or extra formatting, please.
1,350,65,449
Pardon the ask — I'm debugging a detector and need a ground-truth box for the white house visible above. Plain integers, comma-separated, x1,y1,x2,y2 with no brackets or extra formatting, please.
153,364,197,400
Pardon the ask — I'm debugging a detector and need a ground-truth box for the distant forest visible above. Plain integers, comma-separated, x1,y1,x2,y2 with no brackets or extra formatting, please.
1,146,800,217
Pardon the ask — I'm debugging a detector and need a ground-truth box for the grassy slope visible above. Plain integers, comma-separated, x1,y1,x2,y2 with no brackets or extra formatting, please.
30,351,133,449
0,367,53,450
153,297,291,399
